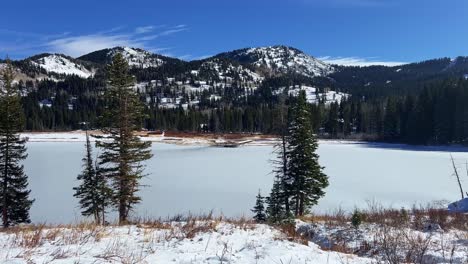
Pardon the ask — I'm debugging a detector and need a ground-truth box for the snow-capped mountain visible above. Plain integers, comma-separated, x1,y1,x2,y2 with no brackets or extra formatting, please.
108,47,165,68
29,54,94,78
215,45,334,78
197,58,263,83
78,47,170,69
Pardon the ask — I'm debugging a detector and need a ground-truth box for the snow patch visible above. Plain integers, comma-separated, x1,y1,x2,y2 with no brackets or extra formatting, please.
32,54,93,78
448,198,468,213
109,47,164,68
244,46,334,77
287,85,349,104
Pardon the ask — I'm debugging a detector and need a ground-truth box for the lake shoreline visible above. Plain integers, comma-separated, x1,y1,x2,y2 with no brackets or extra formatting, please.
21,130,363,146
20,131,468,152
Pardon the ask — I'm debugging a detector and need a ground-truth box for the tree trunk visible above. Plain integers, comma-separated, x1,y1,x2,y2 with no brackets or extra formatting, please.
281,134,289,216
102,204,106,225
451,154,464,199
2,136,9,228
294,194,299,217
299,193,304,216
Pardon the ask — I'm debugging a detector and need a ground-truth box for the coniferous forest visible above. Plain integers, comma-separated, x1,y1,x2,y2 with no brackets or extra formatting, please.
16,73,468,146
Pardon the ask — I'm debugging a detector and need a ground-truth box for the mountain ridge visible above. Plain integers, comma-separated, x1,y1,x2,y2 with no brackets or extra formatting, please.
4,45,468,94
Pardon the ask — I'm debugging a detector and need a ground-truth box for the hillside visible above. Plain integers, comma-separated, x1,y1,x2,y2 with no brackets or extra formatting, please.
28,53,95,78
215,45,334,78
5,45,468,145
1,212,466,264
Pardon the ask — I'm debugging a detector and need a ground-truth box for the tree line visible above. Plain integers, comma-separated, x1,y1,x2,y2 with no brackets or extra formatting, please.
0,54,153,227
18,69,468,146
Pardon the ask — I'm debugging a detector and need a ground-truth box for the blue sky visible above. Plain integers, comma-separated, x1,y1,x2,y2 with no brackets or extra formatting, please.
1,0,467,65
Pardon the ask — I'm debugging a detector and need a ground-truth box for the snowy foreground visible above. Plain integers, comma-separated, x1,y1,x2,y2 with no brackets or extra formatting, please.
0,221,371,264
0,218,466,264
296,220,468,264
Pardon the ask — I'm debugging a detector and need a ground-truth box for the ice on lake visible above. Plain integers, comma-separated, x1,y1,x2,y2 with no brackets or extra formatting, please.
25,141,468,223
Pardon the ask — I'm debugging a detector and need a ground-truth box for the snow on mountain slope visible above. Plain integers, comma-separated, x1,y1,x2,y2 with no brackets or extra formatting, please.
108,47,165,68
199,58,264,82
276,85,349,104
31,54,94,78
217,45,334,78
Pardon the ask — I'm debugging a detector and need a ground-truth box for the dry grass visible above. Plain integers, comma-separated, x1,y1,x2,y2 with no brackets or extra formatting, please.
374,225,434,264
297,203,467,263
275,223,309,245
2,221,108,250
1,208,465,263
300,207,349,227
304,202,467,232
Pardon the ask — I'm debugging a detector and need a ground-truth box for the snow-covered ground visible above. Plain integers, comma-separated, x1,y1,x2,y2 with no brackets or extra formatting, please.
296,220,468,263
105,47,165,69
31,54,94,78
287,85,349,104
243,46,335,77
1,219,465,263
20,132,277,146
0,221,372,264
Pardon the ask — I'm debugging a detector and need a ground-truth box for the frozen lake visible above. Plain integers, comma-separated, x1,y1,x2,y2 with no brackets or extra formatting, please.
25,141,468,223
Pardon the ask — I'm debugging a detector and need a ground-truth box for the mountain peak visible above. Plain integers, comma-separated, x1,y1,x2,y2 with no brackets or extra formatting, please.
77,46,166,69
29,53,94,78
214,45,334,77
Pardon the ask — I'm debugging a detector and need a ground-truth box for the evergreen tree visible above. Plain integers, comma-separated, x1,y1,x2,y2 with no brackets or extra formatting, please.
267,108,291,222
252,190,266,222
0,60,34,227
97,53,153,224
286,91,328,217
266,176,284,223
351,209,362,229
383,97,400,141
73,131,110,224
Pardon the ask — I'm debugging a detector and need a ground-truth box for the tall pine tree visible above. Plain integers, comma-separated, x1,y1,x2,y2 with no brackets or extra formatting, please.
73,131,110,224
97,53,153,224
267,98,290,222
0,60,34,227
286,91,328,217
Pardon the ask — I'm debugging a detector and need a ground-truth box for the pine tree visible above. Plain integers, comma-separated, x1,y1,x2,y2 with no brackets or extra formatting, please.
266,176,283,223
287,90,328,217
383,97,400,141
267,106,290,222
351,209,362,229
0,60,34,228
97,53,153,224
73,131,110,224
252,190,266,222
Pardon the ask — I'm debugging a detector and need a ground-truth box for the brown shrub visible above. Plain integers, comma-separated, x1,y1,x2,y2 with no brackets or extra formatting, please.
276,223,308,245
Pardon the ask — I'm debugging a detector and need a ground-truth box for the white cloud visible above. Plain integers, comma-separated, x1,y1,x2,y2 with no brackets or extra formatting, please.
135,26,155,34
176,54,193,60
318,56,407,67
47,34,143,57
148,47,173,53
192,54,213,60
43,25,188,57
159,25,188,36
